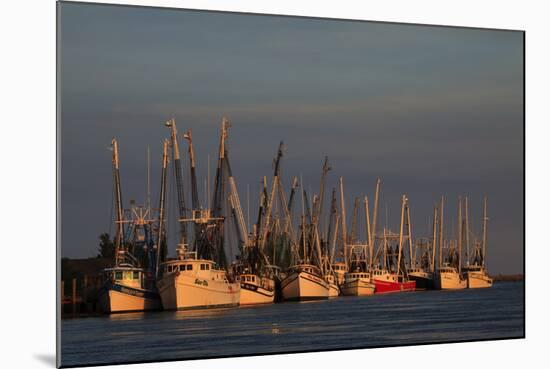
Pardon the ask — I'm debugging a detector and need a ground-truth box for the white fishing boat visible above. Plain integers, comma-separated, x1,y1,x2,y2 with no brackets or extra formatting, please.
100,265,161,313
99,139,161,313
281,264,329,301
238,264,278,305
157,246,240,310
341,271,375,296
239,273,276,304
463,265,493,288
463,197,493,289
435,264,467,289
434,196,467,290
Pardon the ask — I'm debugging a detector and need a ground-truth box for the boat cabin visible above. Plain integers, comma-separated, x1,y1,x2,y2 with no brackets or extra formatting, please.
345,272,371,281
289,264,322,276
161,257,230,283
438,266,458,274
103,265,145,289
371,269,406,282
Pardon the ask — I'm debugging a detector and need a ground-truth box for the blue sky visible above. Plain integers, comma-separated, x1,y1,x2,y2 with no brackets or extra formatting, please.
59,2,523,273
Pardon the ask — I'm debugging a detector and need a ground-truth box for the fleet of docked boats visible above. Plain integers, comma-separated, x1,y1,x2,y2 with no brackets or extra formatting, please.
98,117,493,314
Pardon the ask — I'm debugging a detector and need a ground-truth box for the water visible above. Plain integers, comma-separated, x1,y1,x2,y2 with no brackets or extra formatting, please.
60,282,524,367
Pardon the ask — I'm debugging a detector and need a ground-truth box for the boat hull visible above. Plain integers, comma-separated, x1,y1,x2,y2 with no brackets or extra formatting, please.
157,273,240,310
99,282,161,313
435,272,467,290
328,282,340,297
408,273,435,290
341,278,375,296
240,282,275,305
281,271,329,301
373,279,416,294
465,271,493,288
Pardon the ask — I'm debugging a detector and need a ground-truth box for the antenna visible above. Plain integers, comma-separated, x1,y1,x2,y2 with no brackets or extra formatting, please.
147,145,151,211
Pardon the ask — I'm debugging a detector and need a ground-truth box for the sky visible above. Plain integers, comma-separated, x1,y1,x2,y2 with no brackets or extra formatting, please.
59,2,523,274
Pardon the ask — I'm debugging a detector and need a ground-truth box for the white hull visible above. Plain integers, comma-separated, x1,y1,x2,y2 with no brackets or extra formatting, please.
341,278,375,296
436,271,467,290
328,282,340,297
240,283,275,305
281,270,329,301
157,272,240,310
99,284,161,313
466,271,493,288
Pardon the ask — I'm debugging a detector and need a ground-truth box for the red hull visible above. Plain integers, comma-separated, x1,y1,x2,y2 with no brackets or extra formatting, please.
373,279,416,294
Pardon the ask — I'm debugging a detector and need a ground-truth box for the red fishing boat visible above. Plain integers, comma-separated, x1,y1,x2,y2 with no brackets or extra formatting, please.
371,269,416,293
371,195,416,294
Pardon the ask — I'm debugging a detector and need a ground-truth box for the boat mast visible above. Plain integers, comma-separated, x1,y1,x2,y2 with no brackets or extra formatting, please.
339,177,348,270
224,151,249,248
300,175,307,263
431,204,438,273
259,142,284,250
406,199,413,269
438,196,444,268
350,197,360,244
465,196,470,266
111,139,124,266
210,117,230,268
397,194,406,275
183,129,200,211
365,196,373,270
314,157,330,236
147,145,151,211
371,178,381,266
482,196,488,267
155,139,169,277
457,196,462,271
165,118,188,244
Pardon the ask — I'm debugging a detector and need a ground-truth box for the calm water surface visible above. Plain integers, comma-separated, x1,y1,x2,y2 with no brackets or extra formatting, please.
61,281,524,367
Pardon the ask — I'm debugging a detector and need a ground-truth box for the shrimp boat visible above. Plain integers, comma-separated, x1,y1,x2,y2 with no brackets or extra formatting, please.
462,197,493,288
371,268,416,293
99,139,161,313
281,264,329,301
236,142,285,305
341,271,375,296
100,263,161,313
341,242,375,296
408,206,439,290
157,242,240,310
407,267,434,290
158,118,244,310
371,195,416,294
436,264,467,289
281,158,333,301
435,197,467,290
238,268,277,305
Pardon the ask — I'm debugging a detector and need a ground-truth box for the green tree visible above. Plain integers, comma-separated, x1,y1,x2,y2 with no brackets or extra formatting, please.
98,233,115,258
